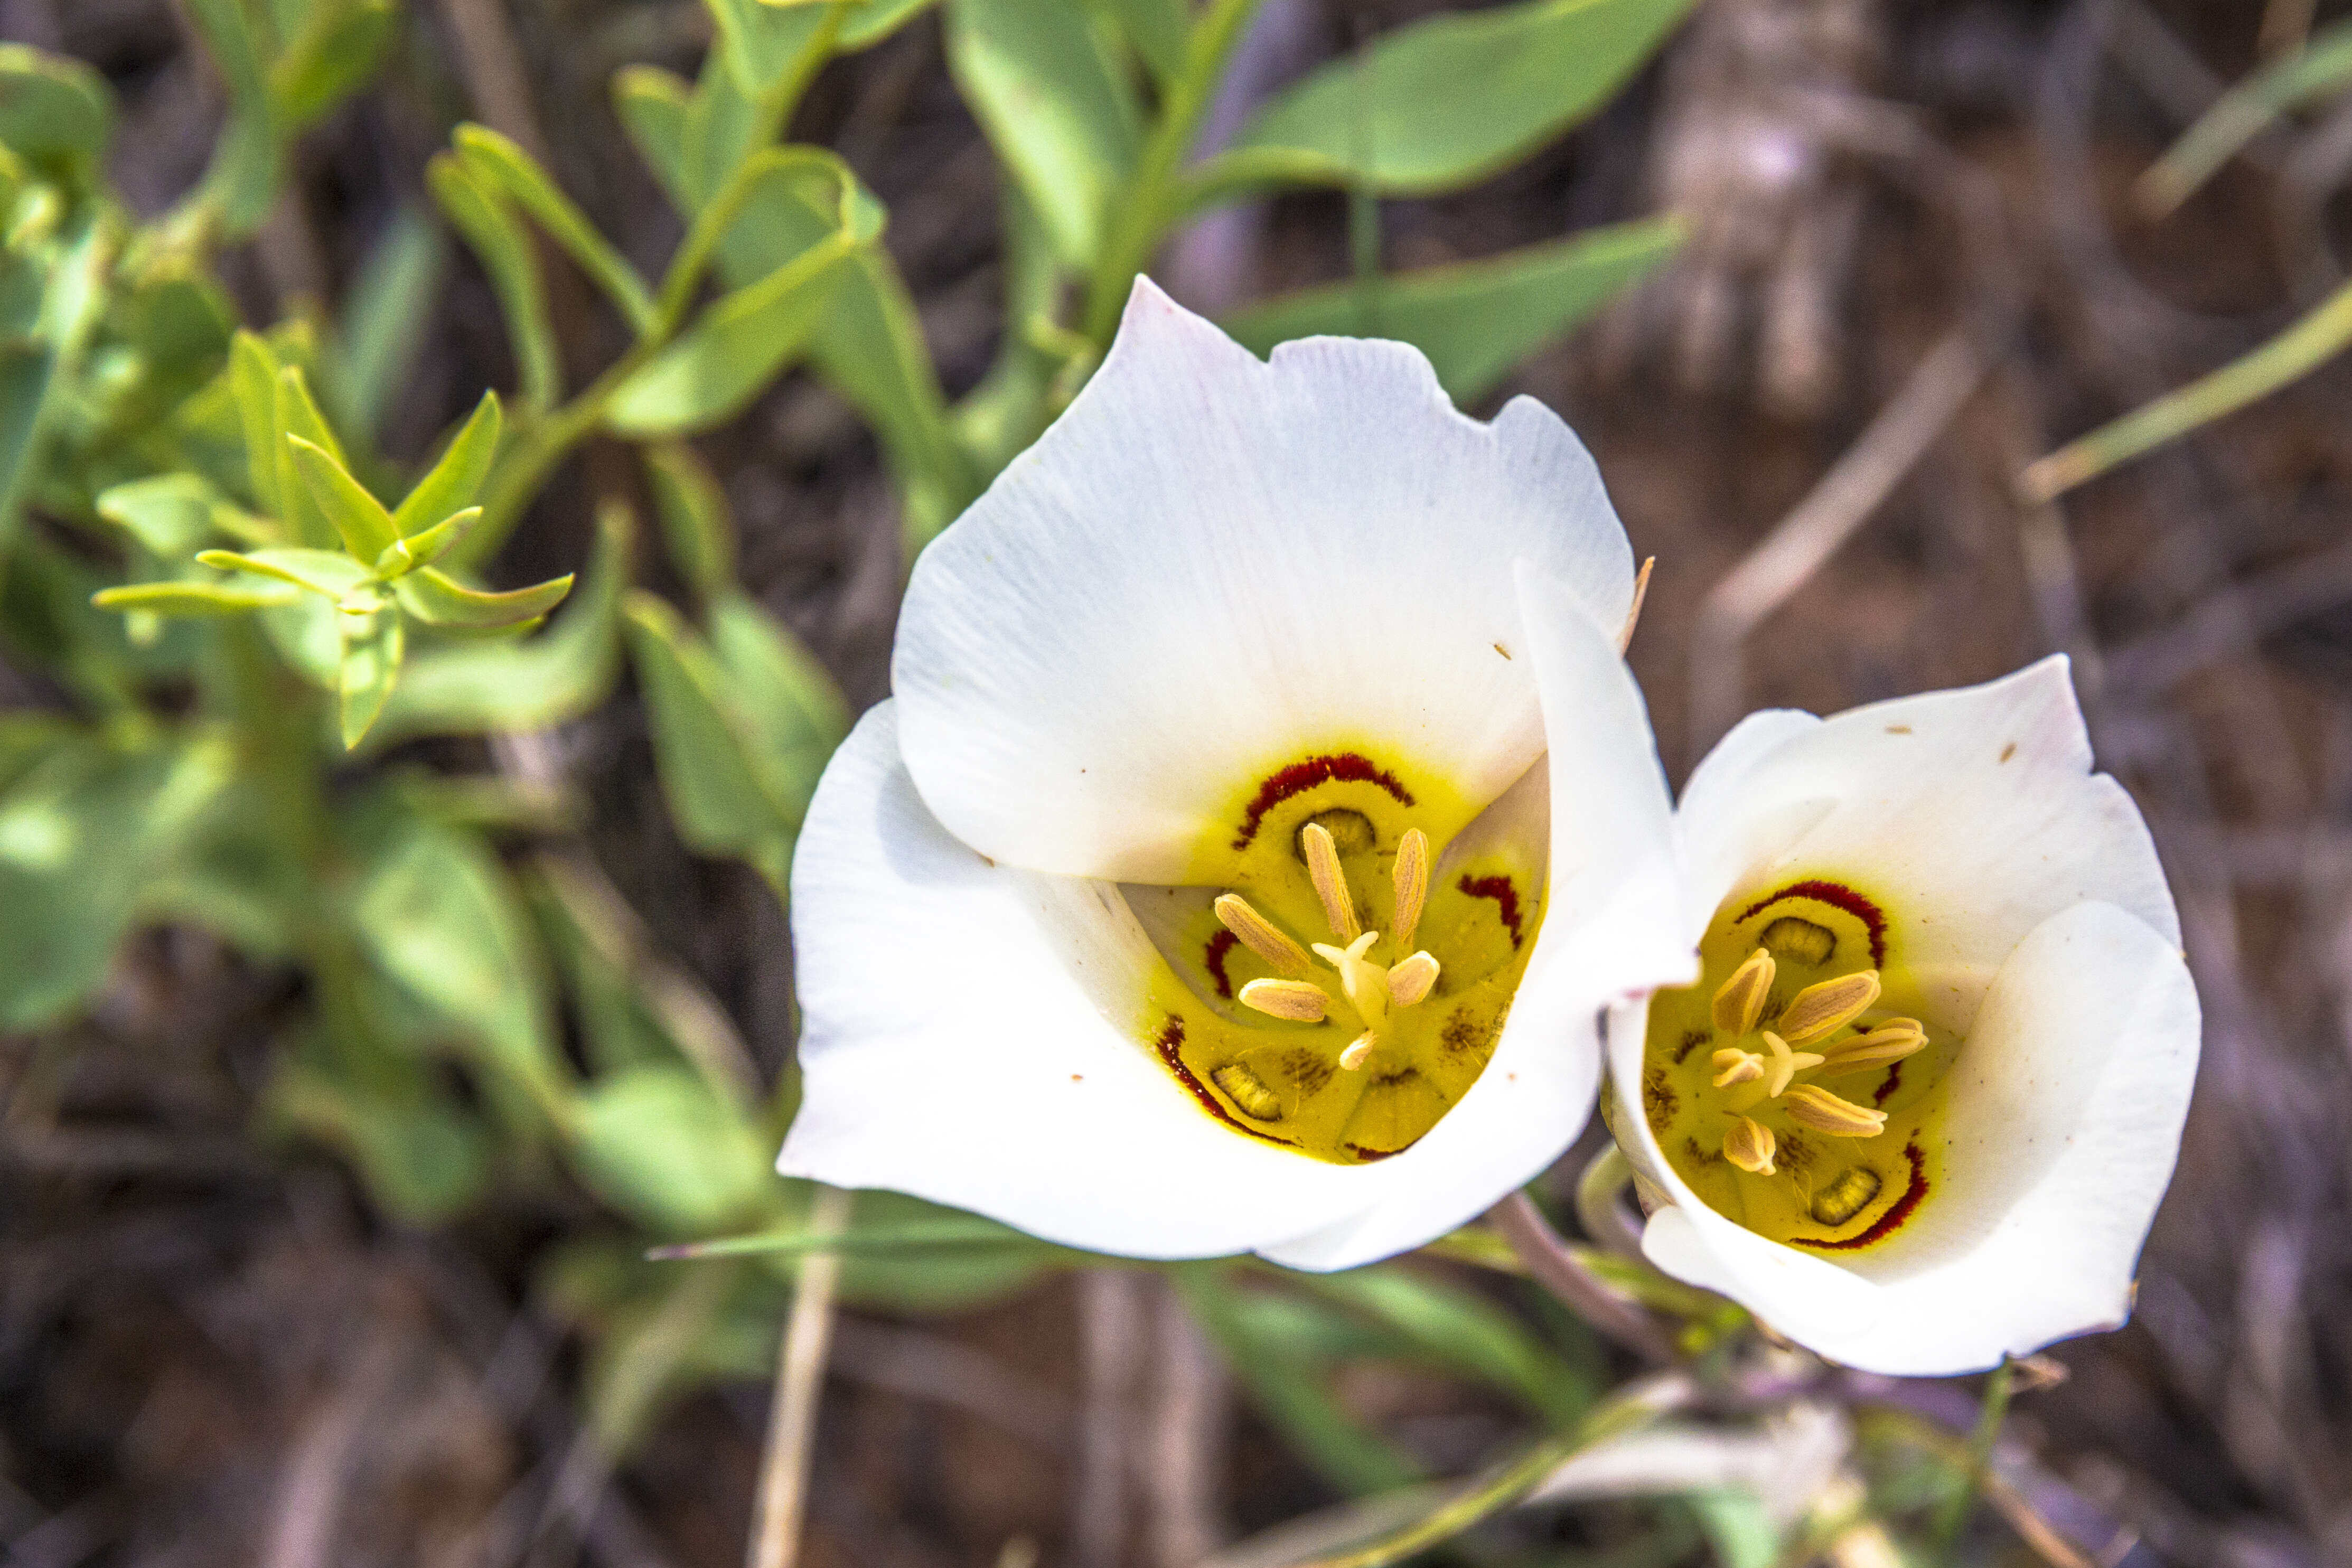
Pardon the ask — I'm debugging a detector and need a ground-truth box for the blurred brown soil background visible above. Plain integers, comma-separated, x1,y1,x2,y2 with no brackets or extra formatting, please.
3,0,2350,1564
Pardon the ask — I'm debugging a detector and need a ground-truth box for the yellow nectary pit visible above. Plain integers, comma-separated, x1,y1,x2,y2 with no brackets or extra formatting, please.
1133,755,1541,1165
1641,880,1952,1252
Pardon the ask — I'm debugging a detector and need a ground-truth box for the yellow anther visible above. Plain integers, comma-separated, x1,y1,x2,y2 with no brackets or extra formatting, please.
1213,893,1313,978
1817,1019,1928,1079
1759,1030,1824,1098
1238,978,1330,1023
1782,1084,1888,1138
1711,1048,1765,1088
1776,969,1882,1046
1386,951,1439,1008
1338,1032,1376,1071
1313,931,1389,1030
1300,821,1361,941
1711,946,1775,1035
1723,1116,1777,1175
1391,828,1430,951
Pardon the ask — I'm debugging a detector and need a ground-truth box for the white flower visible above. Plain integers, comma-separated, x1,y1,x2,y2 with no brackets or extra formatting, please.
777,279,1692,1270
1608,659,2199,1374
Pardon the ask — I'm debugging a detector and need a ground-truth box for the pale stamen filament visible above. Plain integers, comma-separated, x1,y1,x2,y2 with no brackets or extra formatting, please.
1386,951,1440,1008
1300,822,1361,942
1213,893,1314,978
1781,1083,1888,1137
1815,1018,1927,1079
1759,1030,1825,1098
1776,969,1882,1047
1711,1048,1765,1088
1238,978,1330,1022
1723,1116,1777,1175
1711,947,1775,1035
1391,828,1430,951
1313,931,1390,1034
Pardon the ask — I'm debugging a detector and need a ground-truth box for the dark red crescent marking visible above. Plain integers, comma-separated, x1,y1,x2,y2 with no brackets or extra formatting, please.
1346,1142,1413,1161
1154,1017,1295,1148
1788,1143,1928,1251
1457,874,1525,949
1204,929,1239,1000
1733,879,1889,968
1872,1060,1903,1106
1233,753,1416,849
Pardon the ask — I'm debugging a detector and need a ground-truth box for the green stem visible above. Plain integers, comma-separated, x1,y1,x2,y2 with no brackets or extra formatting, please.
1933,1358,2014,1561
1082,0,1267,346
455,2,850,571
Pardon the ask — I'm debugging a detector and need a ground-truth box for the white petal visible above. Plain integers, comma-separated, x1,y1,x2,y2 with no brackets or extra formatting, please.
1823,900,2199,1374
1678,656,2177,1024
781,703,1372,1258
894,277,1636,884
1265,578,1692,1270
1608,900,2199,1374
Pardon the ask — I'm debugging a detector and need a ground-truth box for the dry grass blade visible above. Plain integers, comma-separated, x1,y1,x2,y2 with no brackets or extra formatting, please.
747,1185,854,1568
1688,328,1984,751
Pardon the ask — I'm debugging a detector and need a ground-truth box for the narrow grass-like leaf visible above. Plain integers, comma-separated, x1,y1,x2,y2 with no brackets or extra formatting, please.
339,607,406,747
199,546,372,598
91,580,297,615
2138,18,2352,218
428,152,560,411
2022,276,2352,501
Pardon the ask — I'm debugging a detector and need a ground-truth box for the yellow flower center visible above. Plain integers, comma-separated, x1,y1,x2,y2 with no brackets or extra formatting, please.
1132,754,1541,1165
1639,881,1953,1250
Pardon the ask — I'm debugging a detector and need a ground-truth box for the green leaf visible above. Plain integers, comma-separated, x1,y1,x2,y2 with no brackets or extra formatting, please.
339,604,405,747
707,589,850,785
229,331,284,515
349,820,571,1110
91,579,297,616
428,151,560,411
573,1065,774,1234
1223,215,1684,403
368,502,630,744
453,125,658,334
2139,17,2352,218
0,735,231,1028
613,65,694,208
0,45,115,170
1180,1271,1427,1495
391,389,503,538
287,433,398,561
706,0,826,96
642,442,737,602
373,505,480,576
272,364,349,549
198,545,371,597
623,592,803,891
338,206,446,439
394,565,574,629
95,472,233,558
270,0,395,127
178,0,281,237
811,248,976,548
945,0,1142,267
269,1059,493,1225
604,234,857,436
1223,0,1699,197
1093,0,1186,83
1297,1265,1594,1426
